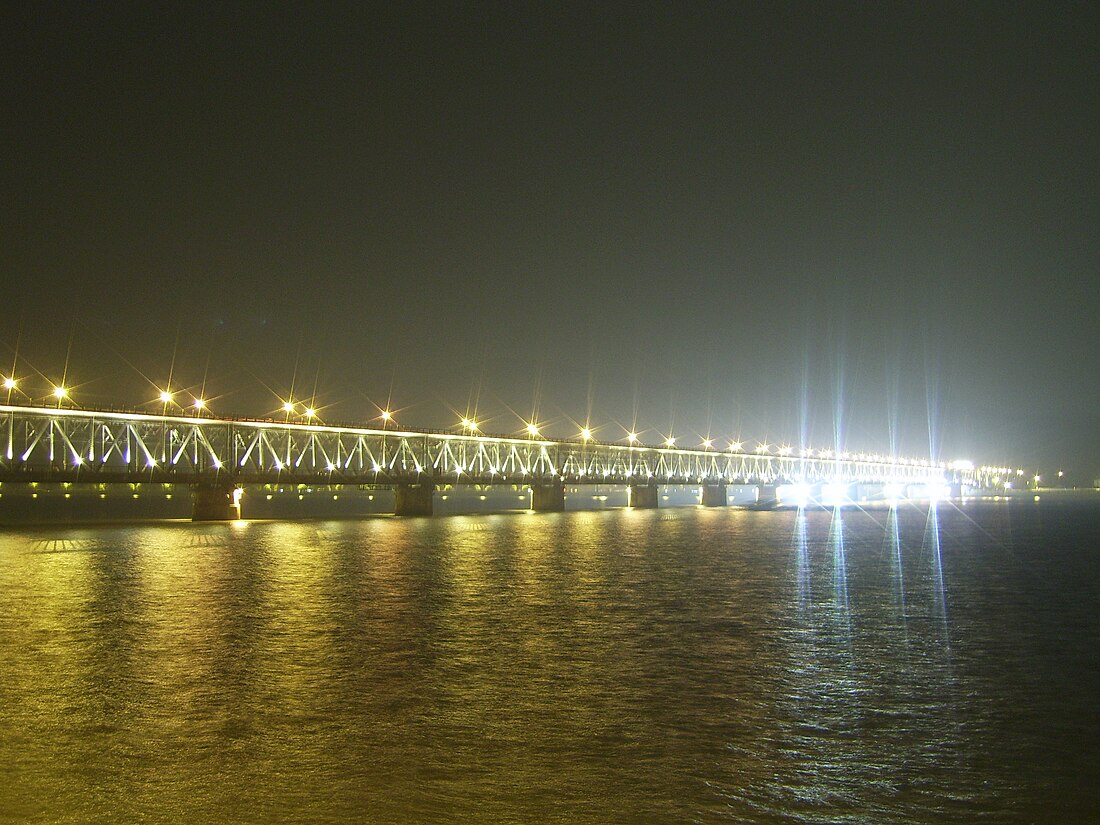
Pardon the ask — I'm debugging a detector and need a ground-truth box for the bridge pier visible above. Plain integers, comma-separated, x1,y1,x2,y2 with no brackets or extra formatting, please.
395,483,434,517
530,482,565,512
701,483,727,507
191,483,241,521
629,483,659,509
756,484,779,508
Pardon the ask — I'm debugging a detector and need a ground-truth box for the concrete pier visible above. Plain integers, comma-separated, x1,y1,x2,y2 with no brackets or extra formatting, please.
629,483,659,509
701,483,727,507
191,483,241,521
530,483,566,512
395,483,434,516
756,484,779,507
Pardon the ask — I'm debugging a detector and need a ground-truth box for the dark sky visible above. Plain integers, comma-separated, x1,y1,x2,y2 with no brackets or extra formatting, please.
4,2,1098,476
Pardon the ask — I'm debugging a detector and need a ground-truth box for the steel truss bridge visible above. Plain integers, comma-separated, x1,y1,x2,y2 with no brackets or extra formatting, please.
1,404,995,518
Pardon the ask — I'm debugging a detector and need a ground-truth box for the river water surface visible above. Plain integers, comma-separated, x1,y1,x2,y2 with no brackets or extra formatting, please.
2,498,1098,823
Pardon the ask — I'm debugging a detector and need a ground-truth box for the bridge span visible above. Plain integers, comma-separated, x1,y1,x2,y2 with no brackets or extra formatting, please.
1,404,998,520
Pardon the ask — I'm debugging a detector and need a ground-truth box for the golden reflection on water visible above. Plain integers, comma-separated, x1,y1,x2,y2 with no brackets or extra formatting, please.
1,502,1084,822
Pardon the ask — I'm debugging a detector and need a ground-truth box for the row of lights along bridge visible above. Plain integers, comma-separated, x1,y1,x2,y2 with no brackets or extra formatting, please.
2,374,1023,477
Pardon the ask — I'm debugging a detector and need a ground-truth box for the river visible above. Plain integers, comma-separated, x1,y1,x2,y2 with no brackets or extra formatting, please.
2,497,1098,822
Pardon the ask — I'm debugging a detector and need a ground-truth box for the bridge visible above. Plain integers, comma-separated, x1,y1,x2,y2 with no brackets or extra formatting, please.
1,403,1005,520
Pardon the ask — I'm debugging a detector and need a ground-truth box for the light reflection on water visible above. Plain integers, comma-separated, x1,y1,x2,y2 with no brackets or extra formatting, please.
2,501,1099,822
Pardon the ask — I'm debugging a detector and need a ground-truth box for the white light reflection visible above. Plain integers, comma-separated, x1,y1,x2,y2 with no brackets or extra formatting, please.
886,504,909,642
794,509,810,616
829,506,851,643
924,502,952,656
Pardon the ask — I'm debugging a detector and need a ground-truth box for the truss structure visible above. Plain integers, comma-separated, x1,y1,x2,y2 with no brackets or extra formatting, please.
1,405,986,488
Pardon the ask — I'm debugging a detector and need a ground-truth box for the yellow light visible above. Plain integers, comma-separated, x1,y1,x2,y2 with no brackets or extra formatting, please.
2,377,15,390
526,422,540,436
159,390,173,404
52,385,67,399
305,407,316,418
381,410,392,421
581,427,592,441
282,401,295,413
193,398,206,410
627,431,638,444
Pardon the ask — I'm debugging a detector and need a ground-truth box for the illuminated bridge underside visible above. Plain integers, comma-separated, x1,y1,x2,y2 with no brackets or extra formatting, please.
1,406,983,489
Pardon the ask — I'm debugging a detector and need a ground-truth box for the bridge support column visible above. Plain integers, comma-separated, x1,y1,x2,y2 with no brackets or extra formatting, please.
530,483,565,512
756,484,779,508
701,483,727,507
629,483,659,509
192,483,241,521
395,483,434,517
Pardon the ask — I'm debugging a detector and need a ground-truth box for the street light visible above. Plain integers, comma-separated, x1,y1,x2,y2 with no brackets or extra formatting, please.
580,427,592,441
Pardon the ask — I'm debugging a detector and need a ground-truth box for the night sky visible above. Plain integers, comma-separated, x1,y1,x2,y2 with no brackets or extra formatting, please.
4,3,1098,477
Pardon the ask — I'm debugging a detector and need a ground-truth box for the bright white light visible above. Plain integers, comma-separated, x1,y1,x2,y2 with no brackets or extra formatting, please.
193,398,206,410
159,390,173,404
627,431,638,444
665,436,676,448
381,410,392,421
372,463,382,472
730,441,743,452
146,459,157,468
282,401,295,413
304,407,316,418
274,460,284,470
52,386,67,400
581,427,592,441
949,459,974,471
883,482,905,501
526,422,540,436
755,443,769,454
702,438,713,449
3,377,16,390
212,459,222,469
326,462,336,471
779,445,793,456
779,482,812,508
822,482,849,506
